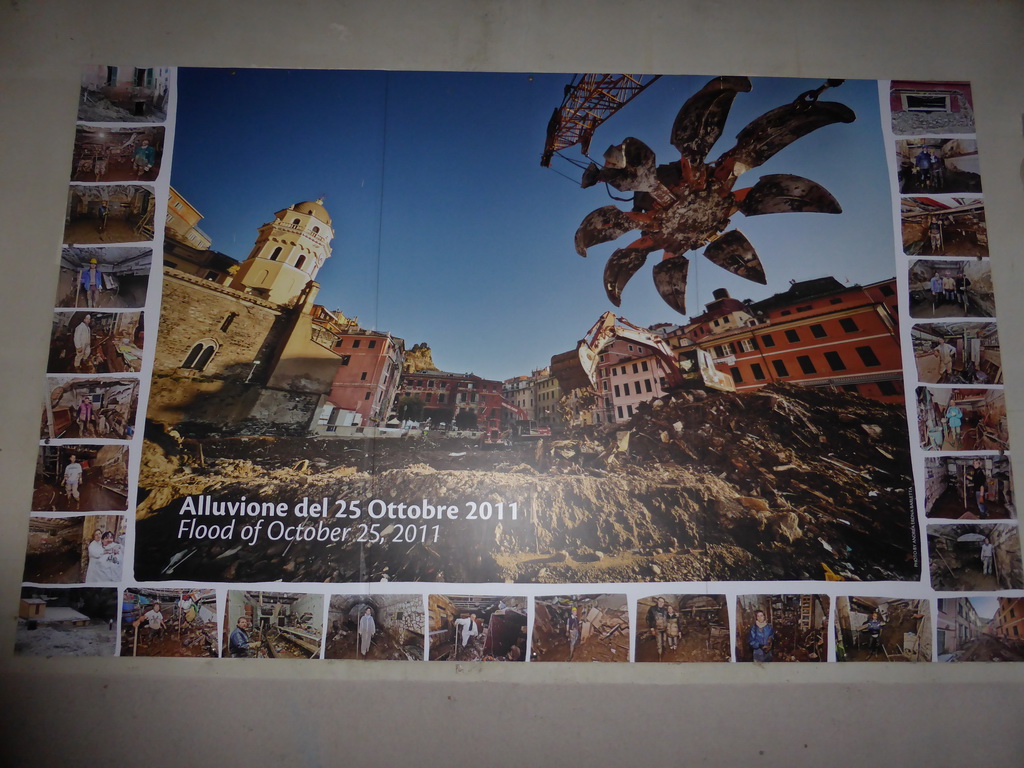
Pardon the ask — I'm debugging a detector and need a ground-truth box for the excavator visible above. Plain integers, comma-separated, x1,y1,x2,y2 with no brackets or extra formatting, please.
550,311,734,425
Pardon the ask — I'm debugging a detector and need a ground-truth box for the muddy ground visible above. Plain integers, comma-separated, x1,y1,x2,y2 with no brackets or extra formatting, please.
135,383,920,584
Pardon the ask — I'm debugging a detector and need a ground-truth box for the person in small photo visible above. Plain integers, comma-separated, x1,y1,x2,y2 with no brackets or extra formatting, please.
81,258,102,308
566,606,580,661
453,612,479,660
73,314,92,371
861,611,885,658
749,609,774,662
647,596,669,659
229,616,252,658
665,604,680,651
138,602,167,642
133,139,156,177
63,453,84,504
981,536,994,575
357,606,376,658
84,529,105,582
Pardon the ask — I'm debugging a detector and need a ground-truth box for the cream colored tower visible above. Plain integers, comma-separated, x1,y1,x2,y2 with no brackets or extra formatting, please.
230,198,334,305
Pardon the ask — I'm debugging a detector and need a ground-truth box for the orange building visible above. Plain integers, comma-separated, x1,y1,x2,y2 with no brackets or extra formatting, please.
398,371,506,431
682,277,904,404
992,598,1024,643
323,326,405,427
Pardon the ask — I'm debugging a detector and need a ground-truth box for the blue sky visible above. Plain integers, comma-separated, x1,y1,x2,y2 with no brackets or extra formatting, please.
171,69,894,381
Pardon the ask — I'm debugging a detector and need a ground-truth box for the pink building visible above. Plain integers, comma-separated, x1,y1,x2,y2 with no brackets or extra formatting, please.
323,329,405,427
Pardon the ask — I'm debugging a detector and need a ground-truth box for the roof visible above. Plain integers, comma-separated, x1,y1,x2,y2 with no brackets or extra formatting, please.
293,199,331,226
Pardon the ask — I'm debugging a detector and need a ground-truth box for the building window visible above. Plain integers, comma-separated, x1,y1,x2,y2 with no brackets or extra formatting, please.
780,310,791,316
352,339,361,348
751,363,765,381
641,360,649,372
165,260,179,269
784,329,800,343
632,363,639,374
856,346,881,366
364,392,371,400
220,313,237,332
312,226,320,234
602,381,608,391
340,355,351,366
181,339,218,371
292,218,301,225
830,297,843,304
761,334,776,348
839,317,859,333
877,380,900,396
810,324,827,338
360,371,368,381
334,340,344,349
879,284,895,297
617,406,623,419
614,385,621,397
824,351,846,371
633,381,642,395
368,340,376,349
269,246,282,261
424,393,432,403
740,338,758,352
796,355,816,374
204,271,218,281
295,254,306,269
730,367,742,383
438,394,445,403
772,360,789,377
797,305,813,312
626,404,634,417
644,379,653,393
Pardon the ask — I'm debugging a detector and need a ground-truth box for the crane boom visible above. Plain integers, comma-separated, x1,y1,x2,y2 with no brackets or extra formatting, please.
541,74,662,166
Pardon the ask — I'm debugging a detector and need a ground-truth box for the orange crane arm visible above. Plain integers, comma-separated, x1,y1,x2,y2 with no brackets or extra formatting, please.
541,74,661,166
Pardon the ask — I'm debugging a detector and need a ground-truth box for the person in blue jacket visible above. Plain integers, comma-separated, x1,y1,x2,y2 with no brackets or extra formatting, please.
229,616,252,658
748,609,774,662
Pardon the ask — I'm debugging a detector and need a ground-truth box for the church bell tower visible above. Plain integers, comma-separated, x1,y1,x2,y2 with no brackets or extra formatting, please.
230,198,334,305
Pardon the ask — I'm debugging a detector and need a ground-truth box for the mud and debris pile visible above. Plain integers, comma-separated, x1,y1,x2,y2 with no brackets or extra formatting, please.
135,383,918,585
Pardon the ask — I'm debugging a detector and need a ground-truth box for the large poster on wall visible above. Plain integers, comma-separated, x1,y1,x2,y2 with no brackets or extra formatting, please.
15,68,1024,663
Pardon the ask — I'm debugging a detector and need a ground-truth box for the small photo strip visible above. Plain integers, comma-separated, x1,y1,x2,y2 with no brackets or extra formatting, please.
327,594,425,661
911,322,998,386
23,515,126,584
890,80,974,135
916,387,1007,452
908,259,993,320
56,247,153,310
78,65,170,123
71,125,165,183
834,596,931,661
533,594,629,662
427,595,527,661
735,594,829,663
895,138,981,195
924,455,1015,520
42,376,140,440
635,594,730,662
927,523,1023,591
121,589,218,658
47,311,144,374
64,185,155,246
223,590,324,659
15,586,118,657
31,443,130,513
937,597,1024,661
901,198,986,258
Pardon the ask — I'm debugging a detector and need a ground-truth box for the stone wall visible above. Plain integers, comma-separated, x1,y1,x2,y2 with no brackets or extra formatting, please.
378,596,425,645
153,271,284,378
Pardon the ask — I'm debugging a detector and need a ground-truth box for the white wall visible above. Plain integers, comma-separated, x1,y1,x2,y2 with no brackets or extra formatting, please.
2,1,1023,765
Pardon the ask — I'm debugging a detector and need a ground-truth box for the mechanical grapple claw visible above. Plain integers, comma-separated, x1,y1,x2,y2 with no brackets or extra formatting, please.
573,76,854,314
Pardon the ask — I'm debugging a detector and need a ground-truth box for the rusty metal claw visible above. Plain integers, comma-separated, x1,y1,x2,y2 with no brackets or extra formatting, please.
739,174,842,216
703,230,766,284
575,205,643,257
670,76,752,164
652,256,690,314
604,240,655,305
